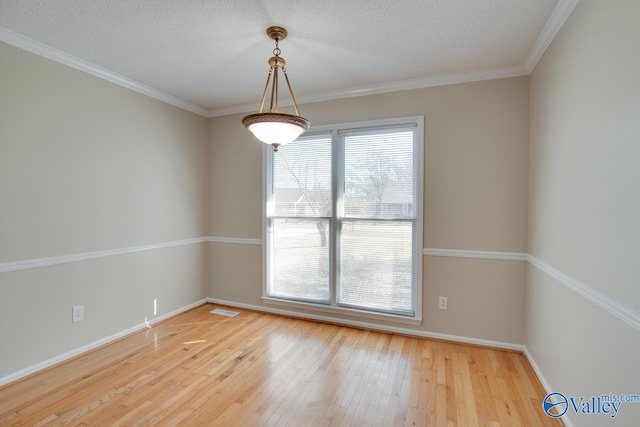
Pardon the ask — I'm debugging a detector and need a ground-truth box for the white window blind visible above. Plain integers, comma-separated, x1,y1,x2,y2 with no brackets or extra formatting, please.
338,126,416,314
268,135,332,303
265,118,423,319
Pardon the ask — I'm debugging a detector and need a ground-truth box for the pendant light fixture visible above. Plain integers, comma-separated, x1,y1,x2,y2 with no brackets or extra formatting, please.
242,26,310,152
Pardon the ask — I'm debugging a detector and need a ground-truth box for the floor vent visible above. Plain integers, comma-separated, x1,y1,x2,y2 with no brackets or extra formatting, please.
210,308,240,317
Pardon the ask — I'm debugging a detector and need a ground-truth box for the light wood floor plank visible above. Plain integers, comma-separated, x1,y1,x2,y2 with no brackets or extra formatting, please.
0,304,563,426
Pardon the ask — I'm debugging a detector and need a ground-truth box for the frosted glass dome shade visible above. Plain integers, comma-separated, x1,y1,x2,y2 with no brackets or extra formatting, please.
242,112,310,151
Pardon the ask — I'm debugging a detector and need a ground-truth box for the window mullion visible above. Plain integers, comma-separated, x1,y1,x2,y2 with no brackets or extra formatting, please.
330,129,341,307
263,145,273,298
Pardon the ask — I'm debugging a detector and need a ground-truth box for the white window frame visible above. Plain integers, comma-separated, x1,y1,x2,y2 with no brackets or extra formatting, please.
261,116,424,324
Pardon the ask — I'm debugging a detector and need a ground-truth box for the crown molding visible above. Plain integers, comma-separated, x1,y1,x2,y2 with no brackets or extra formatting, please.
0,26,209,117
207,64,528,117
523,0,580,73
3,0,578,119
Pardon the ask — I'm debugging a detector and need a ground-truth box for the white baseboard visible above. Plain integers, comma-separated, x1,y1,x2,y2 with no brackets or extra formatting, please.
523,347,576,427
207,297,524,352
523,347,553,395
0,298,207,387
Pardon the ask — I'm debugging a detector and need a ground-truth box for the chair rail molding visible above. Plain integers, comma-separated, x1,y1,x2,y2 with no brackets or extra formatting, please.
0,237,208,273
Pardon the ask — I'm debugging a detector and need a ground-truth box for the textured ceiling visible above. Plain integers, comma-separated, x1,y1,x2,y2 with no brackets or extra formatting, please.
0,0,570,116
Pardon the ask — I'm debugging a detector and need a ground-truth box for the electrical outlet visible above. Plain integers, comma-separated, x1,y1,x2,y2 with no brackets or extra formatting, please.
72,305,84,322
438,296,448,310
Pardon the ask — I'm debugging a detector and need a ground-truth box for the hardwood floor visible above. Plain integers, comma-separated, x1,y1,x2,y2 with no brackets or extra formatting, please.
0,304,562,426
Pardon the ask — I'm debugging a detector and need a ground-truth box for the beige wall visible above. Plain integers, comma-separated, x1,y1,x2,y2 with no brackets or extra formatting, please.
7,5,637,415
527,1,640,425
0,41,209,378
209,77,530,344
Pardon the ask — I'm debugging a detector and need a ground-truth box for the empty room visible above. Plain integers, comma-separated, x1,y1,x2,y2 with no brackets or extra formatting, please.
0,1,638,426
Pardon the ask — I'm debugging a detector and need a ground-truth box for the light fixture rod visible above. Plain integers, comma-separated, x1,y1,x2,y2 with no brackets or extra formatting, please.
269,64,277,112
283,70,301,117
257,68,273,113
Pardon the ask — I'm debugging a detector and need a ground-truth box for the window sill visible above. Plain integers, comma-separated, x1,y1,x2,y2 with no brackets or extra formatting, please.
261,296,422,326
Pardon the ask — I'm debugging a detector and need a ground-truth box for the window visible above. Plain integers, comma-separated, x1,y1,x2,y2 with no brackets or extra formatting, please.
263,117,423,320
